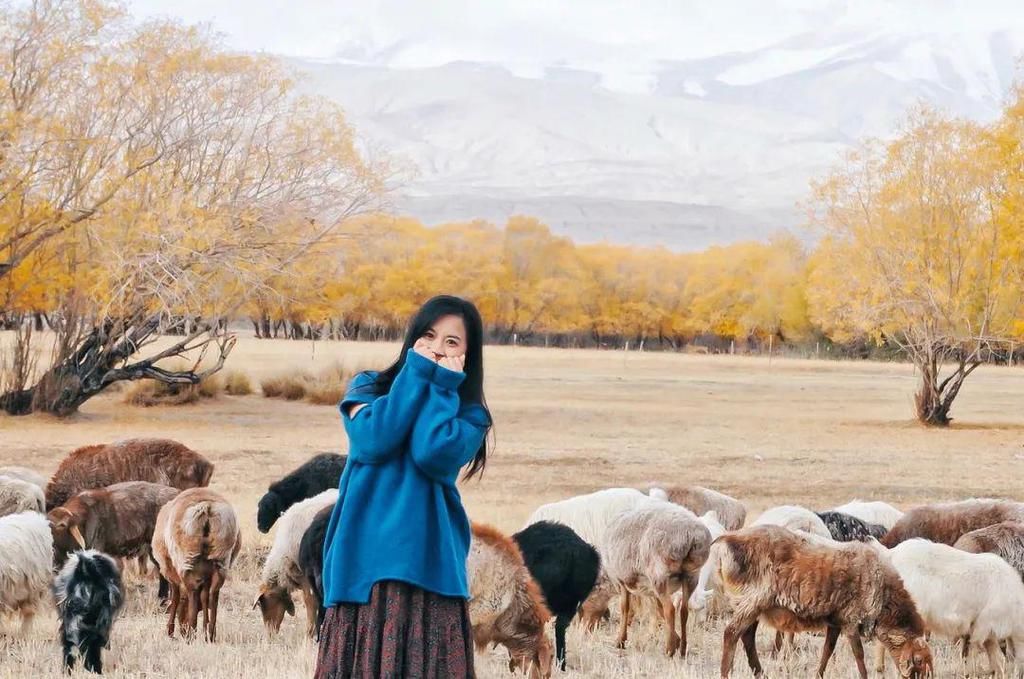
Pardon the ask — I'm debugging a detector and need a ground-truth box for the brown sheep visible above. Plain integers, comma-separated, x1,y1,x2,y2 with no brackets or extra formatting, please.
45,439,213,510
645,483,747,530
714,525,932,679
954,520,1024,581
881,498,1024,548
152,488,241,642
48,481,180,601
468,522,553,679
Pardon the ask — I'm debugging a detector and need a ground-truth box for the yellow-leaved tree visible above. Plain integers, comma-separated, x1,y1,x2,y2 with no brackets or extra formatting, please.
807,106,1024,426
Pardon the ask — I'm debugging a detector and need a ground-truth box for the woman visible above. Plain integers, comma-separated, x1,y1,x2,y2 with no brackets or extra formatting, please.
316,295,492,679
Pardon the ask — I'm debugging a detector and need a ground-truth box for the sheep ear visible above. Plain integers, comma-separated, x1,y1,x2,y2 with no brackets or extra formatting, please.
70,525,86,549
252,594,264,611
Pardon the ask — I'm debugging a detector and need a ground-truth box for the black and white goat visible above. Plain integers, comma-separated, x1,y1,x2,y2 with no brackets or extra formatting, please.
52,550,124,674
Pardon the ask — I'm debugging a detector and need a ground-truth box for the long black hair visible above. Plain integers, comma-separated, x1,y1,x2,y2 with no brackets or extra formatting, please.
368,295,492,480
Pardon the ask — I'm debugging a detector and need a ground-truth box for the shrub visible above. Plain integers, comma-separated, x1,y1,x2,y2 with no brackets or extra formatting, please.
223,370,253,396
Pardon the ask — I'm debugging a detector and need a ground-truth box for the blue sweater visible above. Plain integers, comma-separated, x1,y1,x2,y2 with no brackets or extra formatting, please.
321,349,490,605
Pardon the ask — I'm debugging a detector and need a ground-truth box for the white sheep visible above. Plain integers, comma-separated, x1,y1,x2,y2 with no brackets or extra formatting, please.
831,499,904,531
0,510,54,633
683,510,727,614
646,484,746,530
0,475,45,517
254,488,338,637
875,538,1024,676
752,504,831,538
603,501,712,657
525,488,659,629
0,466,47,491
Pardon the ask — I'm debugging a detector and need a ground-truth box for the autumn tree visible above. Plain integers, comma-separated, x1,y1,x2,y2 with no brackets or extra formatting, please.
807,106,1024,426
0,3,386,415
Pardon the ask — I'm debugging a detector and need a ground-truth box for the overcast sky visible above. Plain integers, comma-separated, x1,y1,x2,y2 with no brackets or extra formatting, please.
126,0,1023,73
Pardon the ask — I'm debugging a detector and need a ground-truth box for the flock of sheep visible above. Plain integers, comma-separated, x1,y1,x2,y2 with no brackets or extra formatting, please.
2,437,1024,678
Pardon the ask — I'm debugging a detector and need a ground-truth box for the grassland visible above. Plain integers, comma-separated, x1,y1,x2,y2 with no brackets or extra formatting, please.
2,336,1022,677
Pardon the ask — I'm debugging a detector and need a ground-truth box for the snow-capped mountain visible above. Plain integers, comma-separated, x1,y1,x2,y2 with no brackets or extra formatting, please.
291,26,1024,249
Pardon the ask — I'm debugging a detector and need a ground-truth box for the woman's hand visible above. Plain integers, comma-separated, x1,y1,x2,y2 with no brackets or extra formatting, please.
437,354,465,373
413,337,437,362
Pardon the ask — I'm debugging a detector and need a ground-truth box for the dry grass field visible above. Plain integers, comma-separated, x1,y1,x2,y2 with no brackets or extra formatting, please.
2,336,1023,677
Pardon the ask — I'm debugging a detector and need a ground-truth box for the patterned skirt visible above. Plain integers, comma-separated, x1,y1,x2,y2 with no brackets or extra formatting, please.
314,580,476,679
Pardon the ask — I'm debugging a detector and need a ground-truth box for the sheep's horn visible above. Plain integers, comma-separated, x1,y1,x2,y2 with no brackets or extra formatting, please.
69,525,86,549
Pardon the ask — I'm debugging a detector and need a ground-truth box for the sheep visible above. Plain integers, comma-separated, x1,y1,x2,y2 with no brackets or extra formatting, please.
48,481,180,603
645,484,746,530
52,550,124,674
152,488,241,642
298,506,332,640
816,510,888,542
751,504,831,538
0,510,54,633
468,522,554,679
881,498,1024,547
0,474,45,516
46,438,213,510
715,525,933,679
831,499,904,530
876,538,1024,676
257,453,347,533
254,488,338,637
603,501,712,657
513,520,600,671
683,510,727,615
954,520,1024,581
0,465,47,490
524,487,657,629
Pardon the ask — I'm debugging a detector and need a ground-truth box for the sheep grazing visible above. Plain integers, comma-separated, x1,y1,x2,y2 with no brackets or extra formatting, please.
751,504,832,539
513,520,600,671
257,453,347,533
255,489,338,637
877,538,1024,675
525,487,656,629
48,481,180,565
684,511,727,615
0,510,54,633
714,525,932,679
816,510,887,542
954,520,1024,581
646,484,746,530
881,498,1024,548
46,438,213,510
48,481,180,605
0,475,45,517
831,499,904,530
52,550,125,674
298,506,333,640
152,488,241,642
468,522,554,679
604,502,711,657
0,465,47,490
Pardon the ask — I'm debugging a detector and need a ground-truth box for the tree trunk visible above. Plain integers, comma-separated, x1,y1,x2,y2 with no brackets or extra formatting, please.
914,358,979,427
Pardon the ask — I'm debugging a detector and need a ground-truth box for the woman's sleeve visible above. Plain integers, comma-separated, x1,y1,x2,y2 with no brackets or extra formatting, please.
340,350,437,464
408,367,490,485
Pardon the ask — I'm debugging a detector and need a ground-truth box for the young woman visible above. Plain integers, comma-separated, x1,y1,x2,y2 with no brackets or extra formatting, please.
315,295,492,679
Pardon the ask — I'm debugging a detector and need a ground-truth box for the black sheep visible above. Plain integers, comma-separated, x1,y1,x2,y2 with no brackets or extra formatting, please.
257,453,347,533
513,521,600,671
298,506,333,640
816,510,888,542
52,550,125,674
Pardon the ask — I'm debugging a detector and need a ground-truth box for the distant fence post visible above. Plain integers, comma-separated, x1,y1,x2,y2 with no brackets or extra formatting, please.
768,335,774,368
730,340,735,355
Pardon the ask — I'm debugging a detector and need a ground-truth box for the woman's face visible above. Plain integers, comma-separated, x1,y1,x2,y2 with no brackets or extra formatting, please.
421,314,468,360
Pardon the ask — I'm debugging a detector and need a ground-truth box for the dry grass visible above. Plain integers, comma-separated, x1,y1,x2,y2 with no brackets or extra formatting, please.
223,370,253,396
261,360,371,406
123,372,223,407
2,334,1024,677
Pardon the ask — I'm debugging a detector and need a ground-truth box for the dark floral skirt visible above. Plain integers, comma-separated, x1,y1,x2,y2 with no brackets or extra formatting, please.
314,580,475,679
